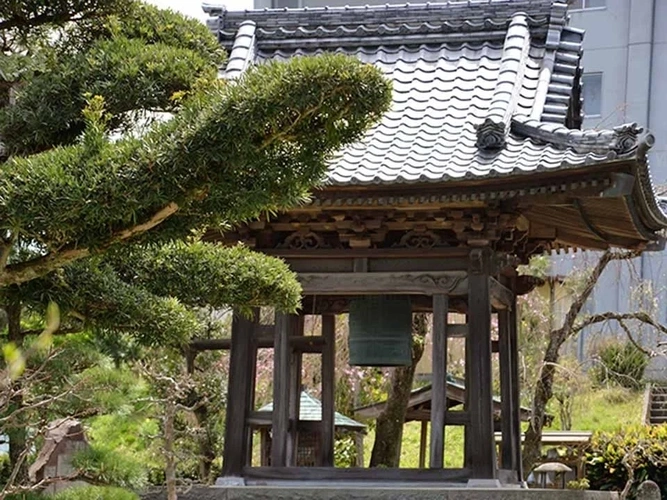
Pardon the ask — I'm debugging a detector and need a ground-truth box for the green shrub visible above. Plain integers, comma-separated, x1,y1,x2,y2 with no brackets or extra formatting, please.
590,342,648,389
5,492,44,500
586,425,667,499
72,446,147,489
52,486,138,500
334,434,357,468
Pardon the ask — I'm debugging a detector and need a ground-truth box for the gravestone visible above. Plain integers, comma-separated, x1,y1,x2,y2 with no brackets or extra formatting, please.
644,356,667,383
636,480,660,500
29,419,89,495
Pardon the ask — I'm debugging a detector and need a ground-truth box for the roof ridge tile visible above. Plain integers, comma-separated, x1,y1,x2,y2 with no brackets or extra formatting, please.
476,13,531,150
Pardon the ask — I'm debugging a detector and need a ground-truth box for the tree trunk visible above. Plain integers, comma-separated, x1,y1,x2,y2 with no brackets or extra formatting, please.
184,349,215,483
369,313,428,467
522,250,629,474
164,399,177,500
193,404,215,482
5,299,28,487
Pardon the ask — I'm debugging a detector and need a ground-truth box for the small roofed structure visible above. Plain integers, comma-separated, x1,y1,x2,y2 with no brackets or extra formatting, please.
250,392,366,467
355,377,534,423
29,418,89,495
355,377,539,468
496,430,593,484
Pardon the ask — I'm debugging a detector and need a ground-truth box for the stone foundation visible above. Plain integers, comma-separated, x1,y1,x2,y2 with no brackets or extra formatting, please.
142,486,619,500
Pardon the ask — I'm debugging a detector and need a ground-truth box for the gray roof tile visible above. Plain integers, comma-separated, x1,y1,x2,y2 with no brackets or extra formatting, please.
210,1,662,202
258,392,366,430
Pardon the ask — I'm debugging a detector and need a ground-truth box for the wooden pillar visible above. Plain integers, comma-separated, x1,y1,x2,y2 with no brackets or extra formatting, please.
498,307,516,472
320,314,336,467
509,290,524,481
419,421,428,469
260,430,269,466
272,312,291,467
222,311,255,477
246,325,259,467
467,249,496,479
430,293,448,468
287,315,304,466
464,313,473,469
355,433,365,467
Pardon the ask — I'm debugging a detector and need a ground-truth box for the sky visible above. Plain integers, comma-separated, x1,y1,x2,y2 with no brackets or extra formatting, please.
146,0,252,21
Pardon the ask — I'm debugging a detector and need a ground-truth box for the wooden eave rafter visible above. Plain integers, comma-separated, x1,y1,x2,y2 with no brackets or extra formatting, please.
211,161,655,258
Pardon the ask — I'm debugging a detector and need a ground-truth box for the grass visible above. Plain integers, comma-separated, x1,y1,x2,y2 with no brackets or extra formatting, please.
362,423,464,468
548,385,643,433
361,385,644,467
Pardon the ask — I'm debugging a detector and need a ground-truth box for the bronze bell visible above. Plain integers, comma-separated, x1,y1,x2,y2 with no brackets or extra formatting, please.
348,295,412,367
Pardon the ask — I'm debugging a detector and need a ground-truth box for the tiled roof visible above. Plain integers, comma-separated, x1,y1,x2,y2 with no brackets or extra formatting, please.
258,391,366,430
205,0,665,226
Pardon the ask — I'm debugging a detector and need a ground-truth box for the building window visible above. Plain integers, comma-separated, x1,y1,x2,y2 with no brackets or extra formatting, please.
581,73,602,117
569,0,606,10
272,0,301,7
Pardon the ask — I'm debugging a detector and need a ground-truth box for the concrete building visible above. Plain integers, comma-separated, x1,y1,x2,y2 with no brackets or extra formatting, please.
558,0,667,356
569,0,667,182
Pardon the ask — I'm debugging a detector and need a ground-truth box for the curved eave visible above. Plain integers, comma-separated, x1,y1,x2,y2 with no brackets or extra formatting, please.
629,159,667,236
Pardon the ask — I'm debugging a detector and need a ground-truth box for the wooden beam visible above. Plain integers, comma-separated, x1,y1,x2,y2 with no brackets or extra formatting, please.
320,314,336,467
222,312,254,477
298,271,468,296
271,312,291,467
556,231,609,250
430,293,448,469
264,248,471,259
406,410,471,425
467,249,497,480
242,467,471,482
190,335,325,353
489,278,513,310
447,324,468,338
498,309,515,471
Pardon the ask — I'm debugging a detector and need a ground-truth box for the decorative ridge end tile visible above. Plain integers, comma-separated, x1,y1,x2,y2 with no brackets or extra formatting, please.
476,118,507,150
611,123,647,155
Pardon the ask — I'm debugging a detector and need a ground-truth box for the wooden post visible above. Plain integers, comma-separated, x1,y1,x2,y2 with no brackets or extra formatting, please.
321,314,336,467
260,430,269,466
287,315,304,466
419,421,428,469
430,293,448,468
467,249,496,479
222,311,255,477
463,313,473,469
355,433,365,467
498,308,515,472
272,312,291,467
246,324,259,467
509,289,524,481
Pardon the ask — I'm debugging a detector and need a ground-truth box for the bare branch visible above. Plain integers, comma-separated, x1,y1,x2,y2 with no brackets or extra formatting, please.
557,249,639,341
573,311,667,356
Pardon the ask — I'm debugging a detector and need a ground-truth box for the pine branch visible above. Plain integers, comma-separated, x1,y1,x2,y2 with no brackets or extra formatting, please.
0,202,179,286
